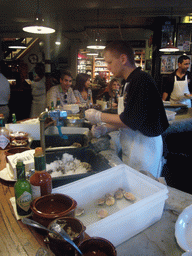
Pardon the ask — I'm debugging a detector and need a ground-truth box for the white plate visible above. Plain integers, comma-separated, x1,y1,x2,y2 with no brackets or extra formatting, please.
0,164,16,182
175,204,192,252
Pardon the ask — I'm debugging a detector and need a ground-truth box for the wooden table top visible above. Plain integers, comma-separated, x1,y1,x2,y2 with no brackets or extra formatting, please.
0,175,54,255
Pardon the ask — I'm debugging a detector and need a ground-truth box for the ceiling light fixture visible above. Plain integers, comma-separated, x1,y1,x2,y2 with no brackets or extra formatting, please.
87,50,98,56
159,8,179,52
87,9,105,50
22,0,55,34
159,39,179,52
8,39,27,49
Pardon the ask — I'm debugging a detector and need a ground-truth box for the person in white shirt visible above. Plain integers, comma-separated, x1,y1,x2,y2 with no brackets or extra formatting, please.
30,63,46,118
47,70,77,108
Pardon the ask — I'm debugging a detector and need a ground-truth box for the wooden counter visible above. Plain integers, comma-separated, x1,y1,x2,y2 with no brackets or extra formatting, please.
0,178,52,256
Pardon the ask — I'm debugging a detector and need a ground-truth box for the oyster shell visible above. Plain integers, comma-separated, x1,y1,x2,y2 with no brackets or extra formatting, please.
124,192,135,201
114,188,124,200
97,197,105,206
96,209,108,219
105,196,115,206
105,193,113,198
75,207,85,216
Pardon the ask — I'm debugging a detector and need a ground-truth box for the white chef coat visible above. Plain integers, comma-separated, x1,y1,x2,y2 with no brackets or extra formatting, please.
117,83,163,178
170,76,191,107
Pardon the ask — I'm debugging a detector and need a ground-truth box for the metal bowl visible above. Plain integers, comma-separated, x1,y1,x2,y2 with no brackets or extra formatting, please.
65,114,84,127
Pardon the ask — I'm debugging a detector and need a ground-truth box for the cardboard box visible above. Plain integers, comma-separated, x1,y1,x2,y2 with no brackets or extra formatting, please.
53,164,168,247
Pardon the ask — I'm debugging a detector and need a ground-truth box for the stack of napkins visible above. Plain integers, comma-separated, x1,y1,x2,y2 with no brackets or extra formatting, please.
7,149,35,180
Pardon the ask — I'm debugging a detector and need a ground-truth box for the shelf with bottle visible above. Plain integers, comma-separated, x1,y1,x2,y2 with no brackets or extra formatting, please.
134,49,145,69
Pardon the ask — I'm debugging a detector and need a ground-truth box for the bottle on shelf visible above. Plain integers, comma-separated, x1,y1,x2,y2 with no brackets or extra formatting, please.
30,147,52,199
14,159,32,217
12,113,17,123
0,114,10,150
56,98,61,109
51,101,54,110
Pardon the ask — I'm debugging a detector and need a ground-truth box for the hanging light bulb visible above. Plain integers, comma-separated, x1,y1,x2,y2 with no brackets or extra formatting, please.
23,0,55,34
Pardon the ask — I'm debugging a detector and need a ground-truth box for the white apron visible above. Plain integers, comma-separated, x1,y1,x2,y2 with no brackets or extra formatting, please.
117,83,163,178
170,76,191,107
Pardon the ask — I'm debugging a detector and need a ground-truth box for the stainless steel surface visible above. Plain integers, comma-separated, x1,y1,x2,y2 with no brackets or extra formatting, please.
39,110,68,153
22,218,83,255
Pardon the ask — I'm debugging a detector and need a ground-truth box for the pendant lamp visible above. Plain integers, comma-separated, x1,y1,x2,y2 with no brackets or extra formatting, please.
159,39,179,52
87,9,105,50
87,49,98,56
8,39,27,49
22,0,55,34
87,38,105,50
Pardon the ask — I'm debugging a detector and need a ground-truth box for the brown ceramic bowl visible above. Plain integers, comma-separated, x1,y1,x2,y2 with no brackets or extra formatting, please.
5,146,31,156
30,193,77,227
77,237,117,256
46,217,86,256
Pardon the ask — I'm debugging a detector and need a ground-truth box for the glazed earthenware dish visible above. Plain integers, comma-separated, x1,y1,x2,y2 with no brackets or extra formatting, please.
46,217,86,256
30,193,77,227
77,237,117,256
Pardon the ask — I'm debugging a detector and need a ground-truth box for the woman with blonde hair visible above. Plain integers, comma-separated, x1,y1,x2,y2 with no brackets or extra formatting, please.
100,78,121,108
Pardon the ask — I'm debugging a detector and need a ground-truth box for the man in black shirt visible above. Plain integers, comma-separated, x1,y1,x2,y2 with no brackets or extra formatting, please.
162,55,192,107
85,40,169,178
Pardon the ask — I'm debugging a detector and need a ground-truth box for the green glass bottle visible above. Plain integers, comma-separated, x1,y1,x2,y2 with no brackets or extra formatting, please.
0,114,10,150
12,113,17,123
14,159,32,217
51,101,54,110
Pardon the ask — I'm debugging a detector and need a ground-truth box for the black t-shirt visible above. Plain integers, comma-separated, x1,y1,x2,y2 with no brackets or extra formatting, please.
163,70,192,100
120,68,169,137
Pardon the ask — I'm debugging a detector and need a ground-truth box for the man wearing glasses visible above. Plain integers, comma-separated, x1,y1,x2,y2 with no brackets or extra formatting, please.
47,70,77,108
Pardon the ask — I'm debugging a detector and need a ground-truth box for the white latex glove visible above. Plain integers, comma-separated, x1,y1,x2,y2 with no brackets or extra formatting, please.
85,109,101,124
91,124,108,138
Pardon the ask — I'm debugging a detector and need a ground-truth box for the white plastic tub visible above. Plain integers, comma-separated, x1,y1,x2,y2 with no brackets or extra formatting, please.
53,164,168,247
165,110,176,121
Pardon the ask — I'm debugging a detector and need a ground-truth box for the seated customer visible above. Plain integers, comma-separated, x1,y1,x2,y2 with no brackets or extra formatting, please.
74,73,93,104
47,70,77,108
99,78,121,108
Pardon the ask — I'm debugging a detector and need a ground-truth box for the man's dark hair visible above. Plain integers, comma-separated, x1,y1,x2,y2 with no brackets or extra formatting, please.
60,70,72,80
178,55,190,64
104,40,135,65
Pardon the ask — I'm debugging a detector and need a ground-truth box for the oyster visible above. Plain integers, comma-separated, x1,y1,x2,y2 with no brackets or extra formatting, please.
96,209,108,219
105,193,113,198
124,192,135,201
114,188,124,200
97,197,105,206
105,196,115,206
75,207,85,216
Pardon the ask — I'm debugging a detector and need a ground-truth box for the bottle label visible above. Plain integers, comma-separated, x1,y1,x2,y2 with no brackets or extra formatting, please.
16,191,32,212
31,184,41,199
0,135,9,149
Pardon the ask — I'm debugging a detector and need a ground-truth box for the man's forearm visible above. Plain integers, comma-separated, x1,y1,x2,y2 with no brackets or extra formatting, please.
100,113,128,128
